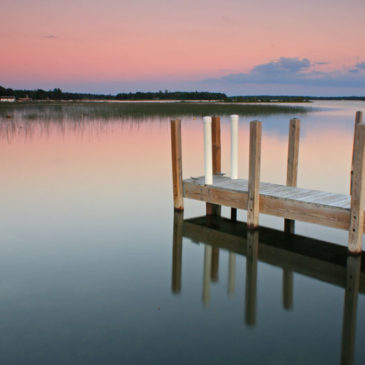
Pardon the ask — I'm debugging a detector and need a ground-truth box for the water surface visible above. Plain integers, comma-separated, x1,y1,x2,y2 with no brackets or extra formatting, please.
0,100,364,364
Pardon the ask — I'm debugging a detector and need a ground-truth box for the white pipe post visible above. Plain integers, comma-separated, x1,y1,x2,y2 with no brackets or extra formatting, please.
231,114,239,179
203,116,213,185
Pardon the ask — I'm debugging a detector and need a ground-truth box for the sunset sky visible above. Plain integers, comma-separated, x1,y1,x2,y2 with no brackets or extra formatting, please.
1,0,365,95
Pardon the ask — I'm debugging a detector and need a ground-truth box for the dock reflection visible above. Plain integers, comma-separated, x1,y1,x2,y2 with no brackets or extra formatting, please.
171,213,364,365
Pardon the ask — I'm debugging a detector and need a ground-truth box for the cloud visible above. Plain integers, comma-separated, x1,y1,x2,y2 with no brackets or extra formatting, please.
251,57,311,74
41,34,58,39
204,57,365,88
355,62,365,70
314,61,329,66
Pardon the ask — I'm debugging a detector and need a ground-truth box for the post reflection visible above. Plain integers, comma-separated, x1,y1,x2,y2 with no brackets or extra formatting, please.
341,255,361,365
283,219,295,310
228,252,236,296
202,245,212,307
171,215,364,364
171,211,183,294
211,247,219,282
282,270,294,310
245,231,258,327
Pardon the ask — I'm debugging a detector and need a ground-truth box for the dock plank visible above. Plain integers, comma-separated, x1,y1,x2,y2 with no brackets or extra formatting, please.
183,175,360,230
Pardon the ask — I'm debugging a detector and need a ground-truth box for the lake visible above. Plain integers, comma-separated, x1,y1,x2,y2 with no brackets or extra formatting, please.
0,100,364,364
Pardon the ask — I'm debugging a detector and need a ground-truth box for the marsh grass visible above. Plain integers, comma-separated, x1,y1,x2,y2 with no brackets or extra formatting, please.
0,101,310,121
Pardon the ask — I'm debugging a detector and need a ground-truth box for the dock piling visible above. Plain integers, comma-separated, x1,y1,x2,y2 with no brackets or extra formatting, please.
351,111,363,195
170,119,184,210
349,123,365,253
206,116,222,216
285,118,300,232
247,121,262,228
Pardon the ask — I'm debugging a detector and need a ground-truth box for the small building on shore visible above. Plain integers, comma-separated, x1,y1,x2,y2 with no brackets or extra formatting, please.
18,96,32,102
0,96,16,102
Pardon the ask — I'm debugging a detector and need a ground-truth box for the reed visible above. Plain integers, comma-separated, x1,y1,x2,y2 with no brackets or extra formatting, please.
0,101,309,121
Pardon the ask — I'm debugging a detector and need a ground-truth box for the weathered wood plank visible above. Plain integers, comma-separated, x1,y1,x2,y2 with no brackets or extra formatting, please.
349,123,365,253
184,175,352,208
171,120,184,210
247,121,262,228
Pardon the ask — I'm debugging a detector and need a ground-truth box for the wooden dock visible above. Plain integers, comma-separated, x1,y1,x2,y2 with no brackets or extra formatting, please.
170,111,365,253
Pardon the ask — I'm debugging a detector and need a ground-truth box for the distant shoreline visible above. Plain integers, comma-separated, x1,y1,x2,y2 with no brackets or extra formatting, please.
3,86,364,104
1,86,364,104
1,99,312,104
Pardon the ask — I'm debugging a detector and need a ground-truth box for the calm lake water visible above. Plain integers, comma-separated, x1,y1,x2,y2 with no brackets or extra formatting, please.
0,100,364,364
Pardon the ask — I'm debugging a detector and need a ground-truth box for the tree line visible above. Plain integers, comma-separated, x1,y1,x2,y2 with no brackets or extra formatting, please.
0,86,227,101
1,85,363,102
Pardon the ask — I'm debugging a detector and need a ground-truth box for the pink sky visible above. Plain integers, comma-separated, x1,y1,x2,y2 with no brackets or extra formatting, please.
1,0,365,95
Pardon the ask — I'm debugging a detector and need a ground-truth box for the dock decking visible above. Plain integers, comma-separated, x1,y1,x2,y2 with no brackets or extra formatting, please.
184,175,359,231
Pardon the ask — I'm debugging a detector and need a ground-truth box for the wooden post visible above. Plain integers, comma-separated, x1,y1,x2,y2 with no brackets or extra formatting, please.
247,121,262,228
350,111,363,195
348,123,365,253
171,211,183,294
245,230,258,327
284,118,300,232
206,116,221,216
171,120,184,211
341,255,361,365
282,119,298,310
